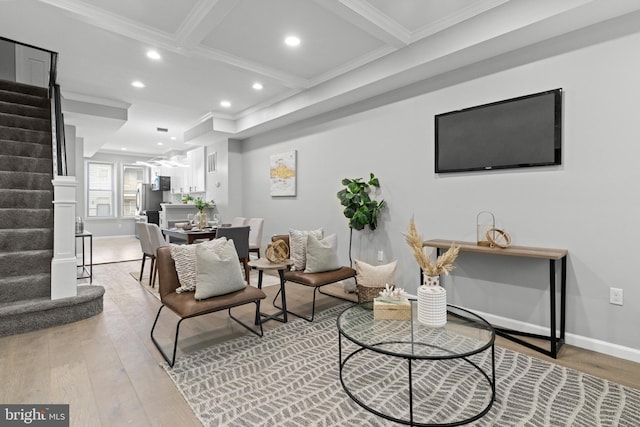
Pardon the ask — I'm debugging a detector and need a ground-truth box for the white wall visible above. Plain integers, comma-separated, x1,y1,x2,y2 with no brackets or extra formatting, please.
240,31,640,358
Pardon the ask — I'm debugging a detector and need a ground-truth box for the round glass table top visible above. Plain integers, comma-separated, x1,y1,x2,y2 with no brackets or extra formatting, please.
337,302,495,360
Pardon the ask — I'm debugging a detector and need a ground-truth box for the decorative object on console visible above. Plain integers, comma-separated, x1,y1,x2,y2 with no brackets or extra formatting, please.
194,197,215,229
265,239,289,263
181,194,194,204
476,211,495,247
486,227,512,248
405,218,459,327
336,172,385,267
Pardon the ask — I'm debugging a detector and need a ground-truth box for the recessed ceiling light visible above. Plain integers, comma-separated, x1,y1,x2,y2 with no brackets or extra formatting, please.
220,100,231,108
131,81,145,88
285,36,301,47
252,82,263,90
121,147,127,151
157,142,163,146
170,136,177,140
146,50,161,60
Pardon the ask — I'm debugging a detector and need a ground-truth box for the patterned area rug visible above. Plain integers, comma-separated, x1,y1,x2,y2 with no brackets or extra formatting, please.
162,305,640,426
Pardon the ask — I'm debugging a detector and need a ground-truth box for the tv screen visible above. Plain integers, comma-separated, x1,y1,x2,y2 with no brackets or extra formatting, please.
435,89,562,173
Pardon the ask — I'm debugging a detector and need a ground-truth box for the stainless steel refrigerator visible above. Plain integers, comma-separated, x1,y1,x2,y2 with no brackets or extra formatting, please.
135,183,163,216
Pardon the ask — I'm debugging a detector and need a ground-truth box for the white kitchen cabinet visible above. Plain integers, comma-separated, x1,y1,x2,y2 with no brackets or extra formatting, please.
186,146,206,193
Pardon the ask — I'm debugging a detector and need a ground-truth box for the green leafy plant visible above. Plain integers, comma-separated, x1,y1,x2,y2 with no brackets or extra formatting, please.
181,194,194,203
337,173,385,266
337,173,384,230
194,197,215,212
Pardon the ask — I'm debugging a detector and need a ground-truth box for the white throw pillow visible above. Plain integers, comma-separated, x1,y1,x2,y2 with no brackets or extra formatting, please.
354,259,397,287
170,238,227,293
304,234,341,273
194,239,246,300
289,228,323,271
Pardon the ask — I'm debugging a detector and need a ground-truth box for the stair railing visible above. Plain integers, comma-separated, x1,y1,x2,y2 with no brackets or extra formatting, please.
0,36,66,176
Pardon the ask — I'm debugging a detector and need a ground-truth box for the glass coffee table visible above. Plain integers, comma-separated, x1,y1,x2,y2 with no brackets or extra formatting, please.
337,302,495,426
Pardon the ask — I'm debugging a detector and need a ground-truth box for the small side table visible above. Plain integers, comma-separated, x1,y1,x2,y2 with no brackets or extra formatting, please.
75,230,93,283
247,258,292,324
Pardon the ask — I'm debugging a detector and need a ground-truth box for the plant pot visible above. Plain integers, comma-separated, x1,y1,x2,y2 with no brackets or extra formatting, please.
417,275,447,327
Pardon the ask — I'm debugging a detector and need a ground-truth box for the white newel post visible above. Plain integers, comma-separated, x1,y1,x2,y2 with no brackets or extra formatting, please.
51,176,78,299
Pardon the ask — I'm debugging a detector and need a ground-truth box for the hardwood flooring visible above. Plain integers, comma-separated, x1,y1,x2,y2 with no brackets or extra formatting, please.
1,237,638,426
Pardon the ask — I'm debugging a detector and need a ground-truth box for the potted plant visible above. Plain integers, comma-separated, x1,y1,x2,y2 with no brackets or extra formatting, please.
336,173,385,266
181,194,194,204
193,197,215,229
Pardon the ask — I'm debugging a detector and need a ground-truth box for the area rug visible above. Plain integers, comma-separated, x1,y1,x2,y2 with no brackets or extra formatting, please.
162,304,640,427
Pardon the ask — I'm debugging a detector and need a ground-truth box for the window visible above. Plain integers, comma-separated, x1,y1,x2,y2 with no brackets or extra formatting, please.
122,165,145,217
87,162,114,217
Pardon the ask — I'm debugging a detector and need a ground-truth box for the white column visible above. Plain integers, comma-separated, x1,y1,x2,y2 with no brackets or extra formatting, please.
51,176,78,299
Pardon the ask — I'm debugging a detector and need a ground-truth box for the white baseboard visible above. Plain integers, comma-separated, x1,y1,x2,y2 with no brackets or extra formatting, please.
468,308,640,364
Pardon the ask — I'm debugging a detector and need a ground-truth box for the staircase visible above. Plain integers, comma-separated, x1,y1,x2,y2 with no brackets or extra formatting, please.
0,79,104,336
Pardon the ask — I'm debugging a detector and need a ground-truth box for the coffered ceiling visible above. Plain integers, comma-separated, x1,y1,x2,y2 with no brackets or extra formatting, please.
1,0,640,157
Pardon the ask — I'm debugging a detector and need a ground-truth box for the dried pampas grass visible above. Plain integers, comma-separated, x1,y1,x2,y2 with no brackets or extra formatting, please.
405,217,460,277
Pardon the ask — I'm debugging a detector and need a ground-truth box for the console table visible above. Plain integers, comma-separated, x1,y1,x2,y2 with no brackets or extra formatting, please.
75,230,93,284
422,239,567,358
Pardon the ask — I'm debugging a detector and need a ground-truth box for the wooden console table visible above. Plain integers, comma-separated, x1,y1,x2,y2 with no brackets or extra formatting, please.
423,239,567,358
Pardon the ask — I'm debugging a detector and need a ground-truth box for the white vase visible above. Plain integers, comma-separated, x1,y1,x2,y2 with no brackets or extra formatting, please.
417,275,447,327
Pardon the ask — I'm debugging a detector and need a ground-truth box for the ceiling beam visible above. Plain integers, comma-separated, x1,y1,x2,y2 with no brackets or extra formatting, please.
314,0,410,48
174,0,240,49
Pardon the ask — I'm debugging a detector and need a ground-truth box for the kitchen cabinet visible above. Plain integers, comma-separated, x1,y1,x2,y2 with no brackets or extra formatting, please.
185,146,206,193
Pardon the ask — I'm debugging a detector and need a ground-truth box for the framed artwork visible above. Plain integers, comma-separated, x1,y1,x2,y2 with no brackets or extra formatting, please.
270,150,297,196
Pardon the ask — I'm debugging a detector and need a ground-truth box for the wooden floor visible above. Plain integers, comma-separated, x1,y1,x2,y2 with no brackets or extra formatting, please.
1,238,639,426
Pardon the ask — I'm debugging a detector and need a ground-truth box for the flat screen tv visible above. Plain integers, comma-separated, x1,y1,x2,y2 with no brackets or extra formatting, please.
435,88,562,173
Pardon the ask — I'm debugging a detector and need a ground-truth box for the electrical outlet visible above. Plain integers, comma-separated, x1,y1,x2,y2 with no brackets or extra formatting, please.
610,288,623,305
377,250,384,262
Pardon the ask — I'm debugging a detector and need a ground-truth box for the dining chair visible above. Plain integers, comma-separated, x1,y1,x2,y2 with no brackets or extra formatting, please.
215,225,251,285
231,217,248,227
136,222,155,287
248,218,264,259
147,223,170,288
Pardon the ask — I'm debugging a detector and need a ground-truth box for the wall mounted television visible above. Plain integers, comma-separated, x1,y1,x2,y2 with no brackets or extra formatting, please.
434,88,562,173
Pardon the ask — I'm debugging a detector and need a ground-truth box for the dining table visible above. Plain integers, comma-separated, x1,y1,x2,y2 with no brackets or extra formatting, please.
162,227,217,244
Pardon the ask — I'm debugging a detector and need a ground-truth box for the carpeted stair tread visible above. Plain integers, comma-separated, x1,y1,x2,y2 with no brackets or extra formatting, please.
0,100,49,119
0,125,51,144
0,154,52,173
0,89,49,108
0,273,50,303
0,285,105,337
0,189,52,209
0,229,53,251
0,208,54,229
0,139,52,158
0,80,48,97
0,112,50,132
0,249,53,277
0,171,53,190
